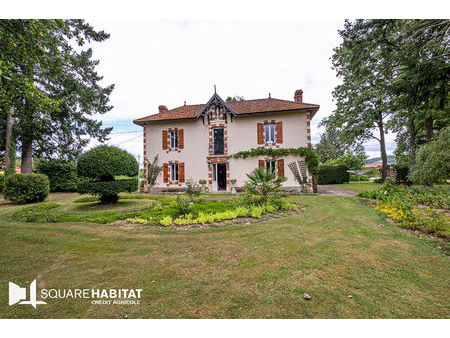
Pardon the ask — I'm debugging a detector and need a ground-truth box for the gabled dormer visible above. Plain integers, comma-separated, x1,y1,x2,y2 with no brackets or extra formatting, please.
197,91,236,125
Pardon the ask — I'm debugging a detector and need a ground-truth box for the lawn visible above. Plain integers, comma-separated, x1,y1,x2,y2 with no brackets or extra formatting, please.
329,181,380,193
0,192,448,318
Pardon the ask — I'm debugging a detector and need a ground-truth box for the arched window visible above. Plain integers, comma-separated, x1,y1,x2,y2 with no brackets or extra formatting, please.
214,105,220,116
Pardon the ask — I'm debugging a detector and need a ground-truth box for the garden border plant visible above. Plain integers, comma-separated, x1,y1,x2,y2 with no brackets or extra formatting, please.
358,183,449,237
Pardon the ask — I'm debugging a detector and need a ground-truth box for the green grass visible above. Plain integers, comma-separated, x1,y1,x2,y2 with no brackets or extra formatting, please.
0,192,448,318
329,181,380,193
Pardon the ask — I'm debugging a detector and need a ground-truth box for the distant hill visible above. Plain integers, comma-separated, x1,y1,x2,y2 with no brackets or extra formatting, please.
365,155,396,164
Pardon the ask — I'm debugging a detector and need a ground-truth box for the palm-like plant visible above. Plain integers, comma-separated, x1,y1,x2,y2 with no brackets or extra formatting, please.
244,168,287,203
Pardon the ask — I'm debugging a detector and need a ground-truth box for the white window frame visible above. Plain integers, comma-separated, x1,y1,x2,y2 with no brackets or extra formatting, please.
170,130,178,148
265,124,275,143
265,160,276,174
169,163,179,181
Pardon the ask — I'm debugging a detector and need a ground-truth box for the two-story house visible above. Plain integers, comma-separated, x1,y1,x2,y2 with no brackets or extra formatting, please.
134,89,319,192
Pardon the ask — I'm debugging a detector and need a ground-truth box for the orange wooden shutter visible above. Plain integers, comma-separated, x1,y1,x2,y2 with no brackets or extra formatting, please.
258,160,265,169
163,163,169,182
178,129,184,149
179,162,185,182
257,123,264,144
162,130,168,149
277,159,284,178
275,121,283,143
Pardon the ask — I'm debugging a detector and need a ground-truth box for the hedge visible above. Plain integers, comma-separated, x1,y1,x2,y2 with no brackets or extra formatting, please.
0,173,4,193
77,145,139,180
36,159,78,192
350,175,370,182
4,173,50,204
318,165,350,184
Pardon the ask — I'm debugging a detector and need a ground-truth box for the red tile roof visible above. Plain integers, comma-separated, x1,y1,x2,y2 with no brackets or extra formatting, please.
134,97,319,125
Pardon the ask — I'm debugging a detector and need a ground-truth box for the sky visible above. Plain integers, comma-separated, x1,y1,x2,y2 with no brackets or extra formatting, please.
87,19,397,162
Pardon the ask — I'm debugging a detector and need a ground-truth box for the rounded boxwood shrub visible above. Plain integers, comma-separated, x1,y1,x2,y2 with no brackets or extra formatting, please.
36,159,78,192
77,146,139,204
317,165,350,185
4,173,50,204
78,145,138,180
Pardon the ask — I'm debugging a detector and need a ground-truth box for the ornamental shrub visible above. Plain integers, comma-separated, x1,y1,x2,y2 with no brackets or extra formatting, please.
4,174,50,204
410,127,450,185
317,165,350,184
77,146,139,204
36,159,78,192
244,168,287,204
0,173,5,193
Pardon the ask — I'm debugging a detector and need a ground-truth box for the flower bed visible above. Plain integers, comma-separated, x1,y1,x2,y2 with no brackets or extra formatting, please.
126,202,298,227
358,184,449,237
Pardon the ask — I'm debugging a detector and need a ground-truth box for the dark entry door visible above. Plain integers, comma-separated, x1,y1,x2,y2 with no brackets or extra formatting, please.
213,128,224,155
217,163,227,190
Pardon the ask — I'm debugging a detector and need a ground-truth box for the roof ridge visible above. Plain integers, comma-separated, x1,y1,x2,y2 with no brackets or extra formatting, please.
168,96,318,111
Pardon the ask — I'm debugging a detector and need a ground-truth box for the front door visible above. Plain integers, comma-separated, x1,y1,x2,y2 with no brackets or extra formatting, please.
212,163,227,191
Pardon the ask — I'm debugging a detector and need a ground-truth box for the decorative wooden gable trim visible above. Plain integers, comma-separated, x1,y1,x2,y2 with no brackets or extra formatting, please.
196,92,237,119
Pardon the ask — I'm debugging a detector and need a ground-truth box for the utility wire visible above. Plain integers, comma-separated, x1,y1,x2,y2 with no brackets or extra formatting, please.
110,134,142,146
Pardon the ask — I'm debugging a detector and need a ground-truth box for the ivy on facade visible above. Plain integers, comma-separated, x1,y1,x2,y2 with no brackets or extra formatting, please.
232,147,319,173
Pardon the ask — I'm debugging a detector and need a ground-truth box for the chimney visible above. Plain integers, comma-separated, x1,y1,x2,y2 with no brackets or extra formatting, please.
294,89,303,103
158,105,168,114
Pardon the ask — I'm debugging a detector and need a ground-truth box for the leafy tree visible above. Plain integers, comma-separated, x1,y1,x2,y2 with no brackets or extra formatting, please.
410,126,450,185
244,168,287,204
226,96,245,102
325,20,449,180
314,128,345,163
325,151,367,171
323,20,403,180
315,127,366,165
0,20,113,173
389,20,449,167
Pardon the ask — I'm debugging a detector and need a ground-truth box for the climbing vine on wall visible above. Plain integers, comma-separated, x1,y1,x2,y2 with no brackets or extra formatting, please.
232,147,320,173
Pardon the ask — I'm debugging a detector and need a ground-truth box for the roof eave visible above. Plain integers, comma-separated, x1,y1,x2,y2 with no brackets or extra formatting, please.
133,117,198,125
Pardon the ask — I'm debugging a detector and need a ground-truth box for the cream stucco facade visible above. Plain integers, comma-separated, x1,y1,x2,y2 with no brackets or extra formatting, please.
141,106,315,192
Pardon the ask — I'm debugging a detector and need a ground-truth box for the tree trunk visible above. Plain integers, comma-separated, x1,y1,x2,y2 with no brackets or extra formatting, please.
377,116,388,181
408,117,416,168
5,106,15,177
21,138,33,174
425,115,433,142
